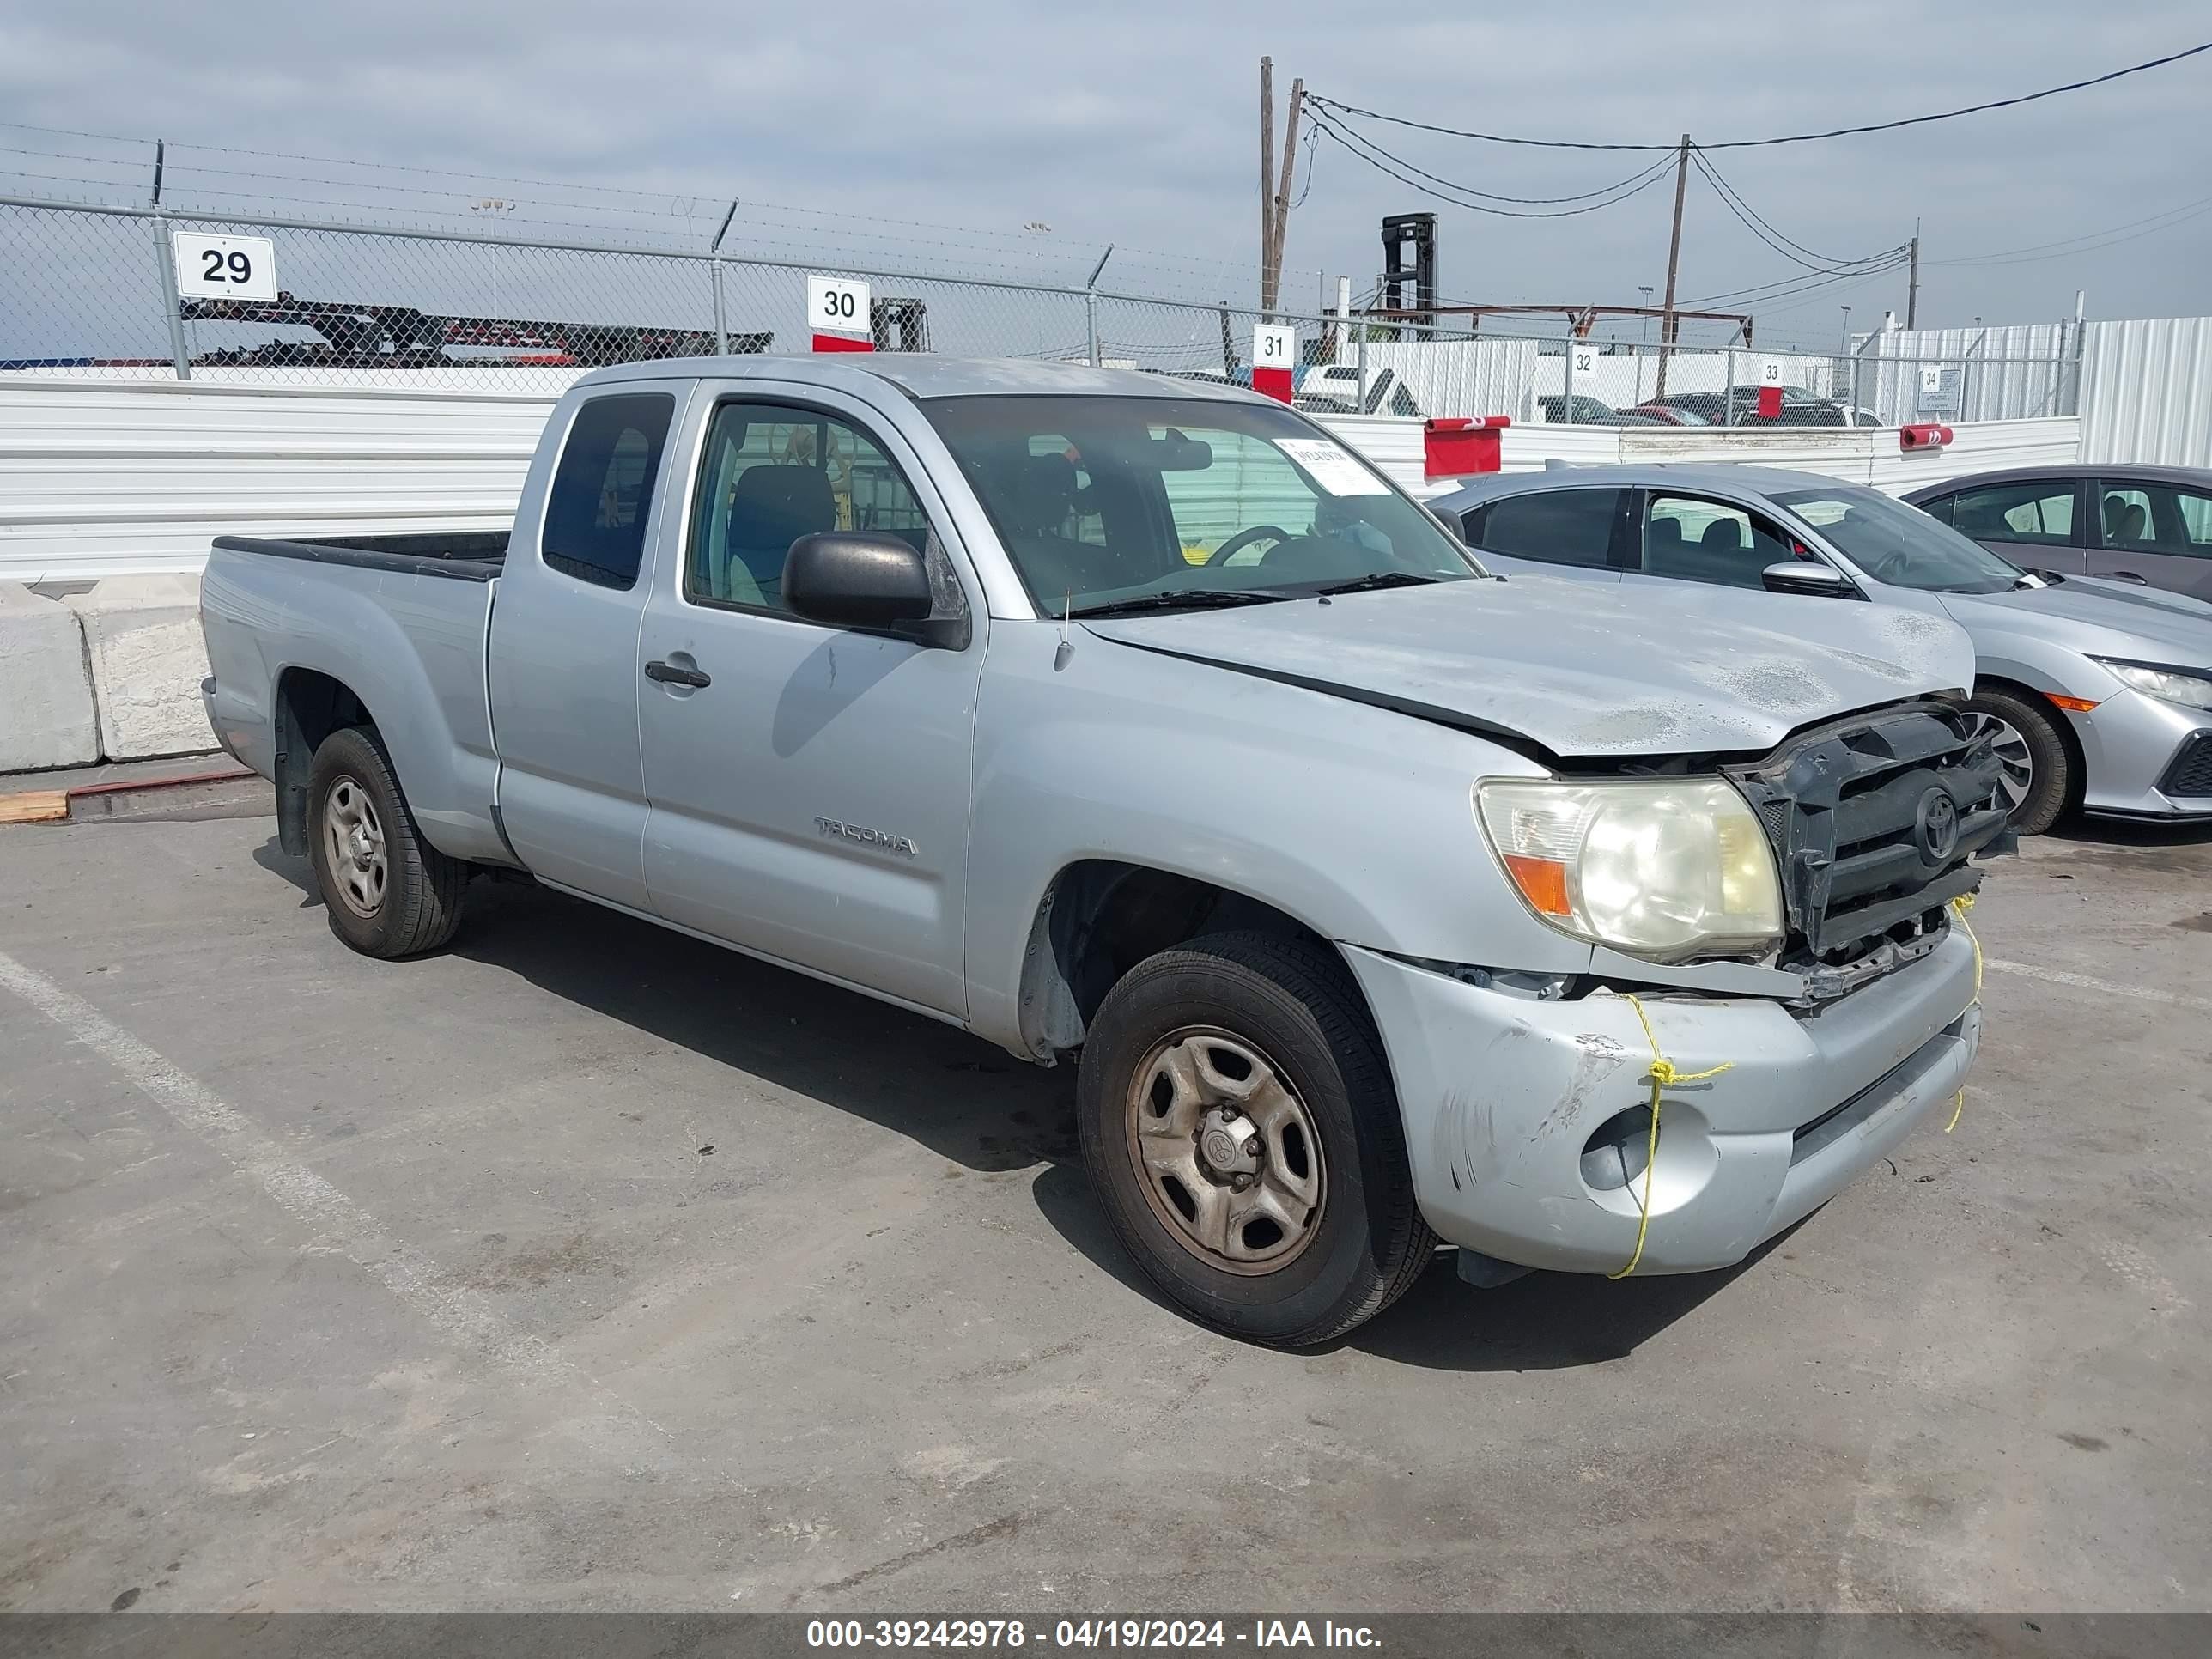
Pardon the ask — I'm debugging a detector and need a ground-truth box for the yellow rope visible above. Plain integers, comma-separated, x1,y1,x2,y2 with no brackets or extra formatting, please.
1613,890,1980,1276
1944,891,1982,1133
1610,994,1735,1280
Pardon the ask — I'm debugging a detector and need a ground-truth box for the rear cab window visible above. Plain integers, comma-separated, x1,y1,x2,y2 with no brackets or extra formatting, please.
541,392,676,591
1469,488,1626,569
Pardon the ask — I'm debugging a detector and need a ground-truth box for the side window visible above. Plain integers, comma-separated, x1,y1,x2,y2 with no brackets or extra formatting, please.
1644,494,1789,588
2098,484,2159,550
1949,482,2075,546
2175,489,2212,553
686,402,937,611
1917,493,1957,527
2100,483,2212,556
1474,489,1624,569
541,393,675,591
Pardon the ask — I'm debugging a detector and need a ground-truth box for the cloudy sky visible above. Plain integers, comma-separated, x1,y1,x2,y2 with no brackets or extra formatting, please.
3,0,2208,349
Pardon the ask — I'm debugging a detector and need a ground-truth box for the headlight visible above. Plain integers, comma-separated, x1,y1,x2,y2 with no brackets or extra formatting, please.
1475,778,1784,961
2094,659,2212,712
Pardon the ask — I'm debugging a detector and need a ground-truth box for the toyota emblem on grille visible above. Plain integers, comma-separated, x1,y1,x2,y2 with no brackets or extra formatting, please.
1915,788,1960,863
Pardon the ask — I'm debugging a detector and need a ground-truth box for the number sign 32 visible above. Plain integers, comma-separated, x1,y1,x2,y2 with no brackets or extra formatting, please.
171,232,277,303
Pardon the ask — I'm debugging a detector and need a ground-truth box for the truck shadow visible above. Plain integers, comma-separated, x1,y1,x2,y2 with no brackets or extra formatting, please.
1025,1159,1775,1373
436,866,1082,1176
257,833,1784,1363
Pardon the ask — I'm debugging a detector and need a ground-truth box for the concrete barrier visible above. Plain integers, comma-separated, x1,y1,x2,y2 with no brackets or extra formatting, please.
64,576,217,761
0,583,100,770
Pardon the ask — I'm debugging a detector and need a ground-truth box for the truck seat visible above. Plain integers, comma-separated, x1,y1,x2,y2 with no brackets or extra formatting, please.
724,464,836,606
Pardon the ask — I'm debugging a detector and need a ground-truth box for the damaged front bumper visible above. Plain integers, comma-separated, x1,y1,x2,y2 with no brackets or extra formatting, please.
1344,927,1982,1276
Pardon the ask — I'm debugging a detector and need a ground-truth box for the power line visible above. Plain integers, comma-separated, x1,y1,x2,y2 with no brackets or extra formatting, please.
1307,40,2212,149
1927,192,2212,265
1690,150,1906,274
1306,109,1676,218
1681,255,1911,311
1309,107,1678,204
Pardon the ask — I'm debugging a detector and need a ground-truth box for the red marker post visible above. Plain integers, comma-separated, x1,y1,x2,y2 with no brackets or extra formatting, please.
1756,354,1784,421
807,274,873,353
1252,323,1296,402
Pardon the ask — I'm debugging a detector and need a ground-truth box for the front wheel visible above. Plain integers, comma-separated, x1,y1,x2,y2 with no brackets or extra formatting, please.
307,726,466,957
1076,933,1436,1346
1963,689,2071,836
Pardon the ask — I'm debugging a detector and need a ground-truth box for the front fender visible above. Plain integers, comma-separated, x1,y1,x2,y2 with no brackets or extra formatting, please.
962,620,1592,1052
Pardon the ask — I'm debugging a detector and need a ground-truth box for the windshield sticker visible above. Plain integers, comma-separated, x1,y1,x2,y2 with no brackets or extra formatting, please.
1273,438,1389,497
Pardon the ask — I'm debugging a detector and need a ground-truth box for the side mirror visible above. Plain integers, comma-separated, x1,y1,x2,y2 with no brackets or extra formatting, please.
1760,561,1859,599
785,532,933,629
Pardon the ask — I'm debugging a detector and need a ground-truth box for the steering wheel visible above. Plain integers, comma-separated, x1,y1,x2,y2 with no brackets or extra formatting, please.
1205,525,1293,567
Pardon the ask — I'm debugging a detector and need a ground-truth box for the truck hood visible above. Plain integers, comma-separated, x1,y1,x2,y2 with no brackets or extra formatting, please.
1081,575,1972,759
1938,576,2212,662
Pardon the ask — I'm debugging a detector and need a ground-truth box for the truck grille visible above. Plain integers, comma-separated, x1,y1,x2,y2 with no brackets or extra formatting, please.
2159,733,2212,799
1725,702,2008,969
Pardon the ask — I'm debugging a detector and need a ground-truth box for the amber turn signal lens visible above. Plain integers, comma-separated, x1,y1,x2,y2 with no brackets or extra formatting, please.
2045,693,2100,713
1502,854,1573,917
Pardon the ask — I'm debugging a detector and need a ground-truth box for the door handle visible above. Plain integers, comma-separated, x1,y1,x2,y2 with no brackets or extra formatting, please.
645,658,712,688
2091,570,2150,585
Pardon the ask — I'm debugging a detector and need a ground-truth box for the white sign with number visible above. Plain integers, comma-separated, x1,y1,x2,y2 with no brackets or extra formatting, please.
172,231,277,303
1920,364,1945,395
806,274,870,338
1253,323,1297,369
1568,343,1599,380
1759,356,1786,386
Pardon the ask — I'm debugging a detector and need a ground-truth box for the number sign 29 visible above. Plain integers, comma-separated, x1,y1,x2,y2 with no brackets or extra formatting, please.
172,232,277,303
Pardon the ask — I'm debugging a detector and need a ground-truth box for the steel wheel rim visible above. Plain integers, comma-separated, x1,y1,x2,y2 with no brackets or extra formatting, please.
322,775,388,920
1123,1025,1327,1277
1964,713,2035,814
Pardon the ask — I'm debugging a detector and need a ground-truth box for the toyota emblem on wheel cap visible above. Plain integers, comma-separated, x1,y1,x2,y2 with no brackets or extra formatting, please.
1915,788,1960,863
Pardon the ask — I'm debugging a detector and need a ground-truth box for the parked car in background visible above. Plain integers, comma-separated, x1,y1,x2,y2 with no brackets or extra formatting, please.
1624,401,1712,426
1292,363,1422,417
1434,463,2212,834
200,358,2002,1344
1537,394,1661,426
1652,387,1880,428
1905,465,2212,604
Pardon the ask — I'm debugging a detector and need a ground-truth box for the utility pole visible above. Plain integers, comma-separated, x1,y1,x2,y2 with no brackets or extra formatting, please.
1905,222,1921,331
1267,77,1306,316
1653,134,1692,398
1260,58,1275,314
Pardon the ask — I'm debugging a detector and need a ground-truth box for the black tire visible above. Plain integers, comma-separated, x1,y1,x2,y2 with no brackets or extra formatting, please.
1076,932,1436,1347
306,726,466,958
1966,687,2071,836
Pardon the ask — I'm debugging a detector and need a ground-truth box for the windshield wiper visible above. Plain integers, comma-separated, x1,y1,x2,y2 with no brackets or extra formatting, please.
1068,588,1294,619
1310,571,1445,597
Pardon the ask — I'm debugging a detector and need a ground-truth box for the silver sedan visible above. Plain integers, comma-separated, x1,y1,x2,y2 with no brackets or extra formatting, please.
1430,463,2212,833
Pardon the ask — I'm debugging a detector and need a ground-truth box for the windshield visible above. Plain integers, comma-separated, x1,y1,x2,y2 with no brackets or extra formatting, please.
1772,485,2027,594
920,395,1480,615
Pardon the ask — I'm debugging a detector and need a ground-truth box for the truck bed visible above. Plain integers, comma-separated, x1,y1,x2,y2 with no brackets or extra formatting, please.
200,533,509,866
211,531,509,582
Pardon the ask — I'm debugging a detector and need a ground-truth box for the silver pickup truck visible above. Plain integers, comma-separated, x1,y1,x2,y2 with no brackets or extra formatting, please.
201,357,2005,1346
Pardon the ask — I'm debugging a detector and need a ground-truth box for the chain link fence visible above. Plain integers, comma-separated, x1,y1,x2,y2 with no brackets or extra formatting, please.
1,196,2081,426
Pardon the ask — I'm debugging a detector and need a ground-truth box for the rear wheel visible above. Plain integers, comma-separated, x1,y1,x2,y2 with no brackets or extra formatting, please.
307,726,466,957
1963,689,2071,836
1076,933,1435,1346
